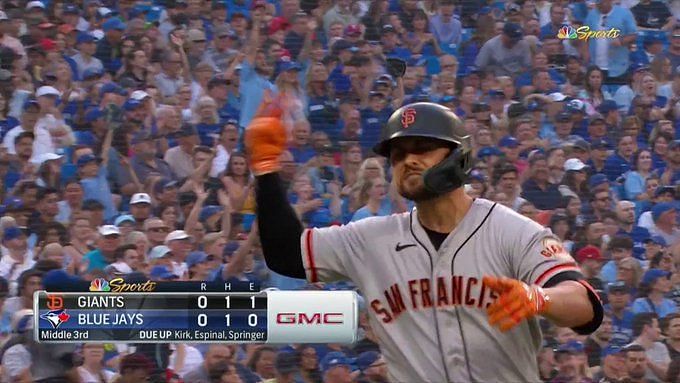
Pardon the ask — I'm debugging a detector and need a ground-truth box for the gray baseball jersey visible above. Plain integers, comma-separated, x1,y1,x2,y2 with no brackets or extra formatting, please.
300,198,581,383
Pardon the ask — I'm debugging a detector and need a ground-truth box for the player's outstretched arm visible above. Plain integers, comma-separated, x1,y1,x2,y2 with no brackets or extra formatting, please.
246,101,307,279
484,276,602,333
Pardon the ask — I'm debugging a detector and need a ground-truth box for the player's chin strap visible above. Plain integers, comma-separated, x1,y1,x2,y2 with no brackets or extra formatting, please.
423,147,472,194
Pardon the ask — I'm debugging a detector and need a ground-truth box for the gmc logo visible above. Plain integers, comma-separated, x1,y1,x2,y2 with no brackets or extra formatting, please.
276,312,344,325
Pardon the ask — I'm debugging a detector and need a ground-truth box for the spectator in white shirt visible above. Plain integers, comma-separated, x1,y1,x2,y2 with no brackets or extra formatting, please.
0,227,35,294
2,100,53,158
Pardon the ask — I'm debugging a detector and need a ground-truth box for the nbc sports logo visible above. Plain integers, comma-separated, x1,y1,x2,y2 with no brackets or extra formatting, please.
557,26,577,40
89,278,111,292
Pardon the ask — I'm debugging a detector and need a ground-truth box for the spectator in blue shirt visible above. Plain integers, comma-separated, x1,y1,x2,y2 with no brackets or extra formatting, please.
239,11,275,129
351,177,392,222
380,25,411,61
520,153,563,210
78,126,117,221
605,281,636,343
623,149,654,201
604,135,637,182
632,269,677,318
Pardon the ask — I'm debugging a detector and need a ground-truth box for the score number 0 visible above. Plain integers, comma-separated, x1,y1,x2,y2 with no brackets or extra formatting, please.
196,296,258,327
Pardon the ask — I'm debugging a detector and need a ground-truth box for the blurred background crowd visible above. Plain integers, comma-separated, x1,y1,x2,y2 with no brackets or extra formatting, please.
0,0,677,382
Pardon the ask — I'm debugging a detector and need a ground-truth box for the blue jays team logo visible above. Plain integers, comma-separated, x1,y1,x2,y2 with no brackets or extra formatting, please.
40,309,71,329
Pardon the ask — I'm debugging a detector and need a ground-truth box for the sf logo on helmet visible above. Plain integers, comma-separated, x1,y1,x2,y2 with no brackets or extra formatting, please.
401,108,416,128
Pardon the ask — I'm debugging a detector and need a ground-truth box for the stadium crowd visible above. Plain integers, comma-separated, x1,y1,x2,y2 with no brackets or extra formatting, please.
0,0,677,382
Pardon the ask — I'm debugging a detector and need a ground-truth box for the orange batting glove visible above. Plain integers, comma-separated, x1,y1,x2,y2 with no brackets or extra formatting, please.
244,95,287,176
483,276,551,332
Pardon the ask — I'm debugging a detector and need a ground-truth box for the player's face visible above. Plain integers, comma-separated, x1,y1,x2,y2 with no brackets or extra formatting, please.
389,137,452,202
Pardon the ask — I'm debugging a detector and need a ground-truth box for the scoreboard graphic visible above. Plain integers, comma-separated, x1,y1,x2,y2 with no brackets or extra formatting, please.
34,284,358,344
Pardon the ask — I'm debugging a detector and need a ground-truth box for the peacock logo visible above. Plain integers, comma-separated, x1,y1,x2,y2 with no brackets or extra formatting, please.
557,26,577,40
89,278,111,292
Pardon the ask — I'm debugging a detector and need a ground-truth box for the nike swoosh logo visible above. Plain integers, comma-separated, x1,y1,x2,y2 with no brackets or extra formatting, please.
395,243,417,252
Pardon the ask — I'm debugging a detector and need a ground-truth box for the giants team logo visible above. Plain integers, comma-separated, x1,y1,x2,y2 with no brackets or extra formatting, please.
401,108,416,128
540,238,572,261
40,309,71,329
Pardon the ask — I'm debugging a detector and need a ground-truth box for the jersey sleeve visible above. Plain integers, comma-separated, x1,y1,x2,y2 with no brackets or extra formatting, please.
300,224,363,283
512,220,582,287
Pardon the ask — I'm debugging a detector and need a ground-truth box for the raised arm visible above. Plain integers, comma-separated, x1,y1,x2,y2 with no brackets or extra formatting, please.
246,106,306,279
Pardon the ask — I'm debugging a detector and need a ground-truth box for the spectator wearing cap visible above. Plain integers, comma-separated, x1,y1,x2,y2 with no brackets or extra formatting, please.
356,351,387,383
164,124,199,179
629,313,671,381
130,129,176,181
154,48,189,98
379,24,411,61
78,124,117,220
603,135,636,182
206,25,239,72
184,28,209,70
551,341,591,383
659,139,680,186
185,251,213,281
165,230,192,278
239,11,275,130
584,113,613,145
70,32,103,81
2,99,52,159
583,0,637,84
576,245,606,291
129,192,152,228
633,269,677,318
592,342,626,382
319,351,353,383
647,202,680,245
82,225,121,273
475,22,531,77
520,153,563,210
559,158,589,200
95,17,127,75
606,281,636,344
586,138,610,176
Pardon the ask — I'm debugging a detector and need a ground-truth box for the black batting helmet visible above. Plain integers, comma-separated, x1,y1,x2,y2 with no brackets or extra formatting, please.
373,102,473,194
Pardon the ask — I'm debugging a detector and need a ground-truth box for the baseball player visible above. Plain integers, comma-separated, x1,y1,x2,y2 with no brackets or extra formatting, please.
246,102,603,382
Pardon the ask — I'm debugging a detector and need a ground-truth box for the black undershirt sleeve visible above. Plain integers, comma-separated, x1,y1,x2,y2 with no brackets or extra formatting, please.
544,271,604,335
255,173,307,279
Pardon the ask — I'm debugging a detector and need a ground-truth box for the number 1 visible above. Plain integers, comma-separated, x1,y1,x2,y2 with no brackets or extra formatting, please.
225,296,230,308
225,314,230,326
250,295,255,308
